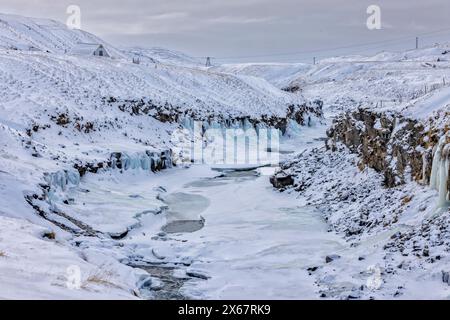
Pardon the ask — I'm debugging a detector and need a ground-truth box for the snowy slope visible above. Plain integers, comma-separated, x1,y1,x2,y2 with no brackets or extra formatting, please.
0,215,143,299
0,13,303,120
403,85,450,121
0,13,309,166
1,11,448,300
0,12,318,299
0,12,309,231
0,13,125,58
212,63,312,88
0,51,304,126
126,47,204,67
293,45,450,115
213,45,450,119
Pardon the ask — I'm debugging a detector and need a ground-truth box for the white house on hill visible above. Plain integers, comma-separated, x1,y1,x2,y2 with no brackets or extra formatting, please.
70,43,110,57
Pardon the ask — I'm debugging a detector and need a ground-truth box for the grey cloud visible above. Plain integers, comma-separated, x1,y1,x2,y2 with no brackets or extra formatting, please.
2,0,450,62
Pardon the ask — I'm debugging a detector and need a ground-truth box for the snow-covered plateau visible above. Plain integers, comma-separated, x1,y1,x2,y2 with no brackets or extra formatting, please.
0,13,449,299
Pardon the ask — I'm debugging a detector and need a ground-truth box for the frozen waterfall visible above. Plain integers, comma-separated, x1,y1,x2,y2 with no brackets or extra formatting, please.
430,134,450,208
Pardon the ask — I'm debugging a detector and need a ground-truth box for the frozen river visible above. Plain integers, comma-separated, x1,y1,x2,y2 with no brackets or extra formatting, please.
139,165,345,299
68,124,351,299
44,121,449,300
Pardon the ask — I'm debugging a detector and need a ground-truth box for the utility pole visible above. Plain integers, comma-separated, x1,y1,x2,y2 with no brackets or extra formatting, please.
205,57,211,67
416,37,419,50
313,57,316,65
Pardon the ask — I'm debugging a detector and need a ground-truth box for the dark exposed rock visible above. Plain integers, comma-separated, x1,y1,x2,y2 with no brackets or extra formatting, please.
52,113,71,126
42,231,56,240
186,271,210,280
326,108,447,192
282,84,301,93
104,96,324,135
325,254,341,263
442,271,450,285
307,266,319,275
110,229,129,240
73,161,108,177
270,172,294,189
74,121,95,133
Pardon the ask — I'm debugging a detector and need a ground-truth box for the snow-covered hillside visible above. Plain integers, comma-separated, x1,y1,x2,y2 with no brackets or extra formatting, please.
0,11,449,300
0,12,304,120
301,47,450,114
0,13,125,57
127,47,204,67
0,13,323,299
215,45,450,118
0,11,316,184
0,50,305,123
212,63,311,89
266,48,450,298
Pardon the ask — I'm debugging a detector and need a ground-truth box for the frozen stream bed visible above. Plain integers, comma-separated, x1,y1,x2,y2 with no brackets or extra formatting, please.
64,125,367,299
58,122,449,299
148,166,346,299
74,164,347,299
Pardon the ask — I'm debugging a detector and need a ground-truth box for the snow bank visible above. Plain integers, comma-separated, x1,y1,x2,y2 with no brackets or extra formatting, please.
0,214,141,299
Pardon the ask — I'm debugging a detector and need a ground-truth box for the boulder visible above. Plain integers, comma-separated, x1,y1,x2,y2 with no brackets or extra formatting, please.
270,172,294,189
325,254,341,263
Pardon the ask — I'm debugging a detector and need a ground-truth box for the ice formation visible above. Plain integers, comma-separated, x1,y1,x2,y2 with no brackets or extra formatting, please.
430,134,450,207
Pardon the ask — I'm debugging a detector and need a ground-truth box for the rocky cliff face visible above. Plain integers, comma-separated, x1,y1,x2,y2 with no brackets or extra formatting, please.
325,108,449,197
104,96,324,134
270,107,449,239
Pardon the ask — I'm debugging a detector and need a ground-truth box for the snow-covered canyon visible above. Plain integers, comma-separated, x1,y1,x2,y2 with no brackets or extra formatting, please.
0,12,449,299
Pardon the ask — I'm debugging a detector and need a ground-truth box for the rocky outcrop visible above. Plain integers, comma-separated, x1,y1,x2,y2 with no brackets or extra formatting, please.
384,209,450,258
325,108,449,199
104,96,324,135
269,108,448,239
270,172,294,189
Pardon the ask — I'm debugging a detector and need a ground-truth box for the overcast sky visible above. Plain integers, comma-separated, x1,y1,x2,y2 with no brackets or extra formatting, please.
3,0,450,62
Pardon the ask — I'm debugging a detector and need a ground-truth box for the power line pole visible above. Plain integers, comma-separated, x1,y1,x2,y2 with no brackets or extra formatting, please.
313,57,316,65
416,37,419,50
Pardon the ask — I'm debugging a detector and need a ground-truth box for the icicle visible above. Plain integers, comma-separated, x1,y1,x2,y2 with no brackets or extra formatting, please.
140,153,151,171
116,151,172,172
285,119,302,137
210,120,221,130
66,169,81,186
180,116,194,131
421,152,428,184
243,118,253,131
438,157,449,207
122,153,131,171
45,169,80,192
430,135,450,208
